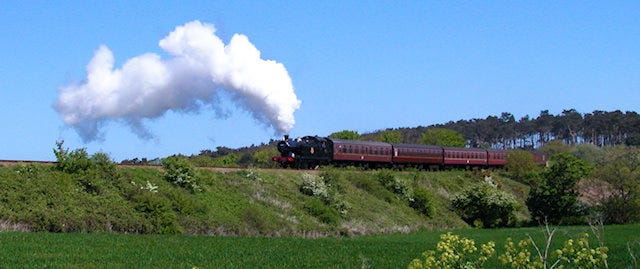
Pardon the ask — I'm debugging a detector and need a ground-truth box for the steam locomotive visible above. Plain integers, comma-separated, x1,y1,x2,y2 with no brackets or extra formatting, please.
273,135,547,169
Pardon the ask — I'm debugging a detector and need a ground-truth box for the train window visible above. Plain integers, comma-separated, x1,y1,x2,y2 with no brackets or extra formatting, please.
348,145,352,153
342,146,347,153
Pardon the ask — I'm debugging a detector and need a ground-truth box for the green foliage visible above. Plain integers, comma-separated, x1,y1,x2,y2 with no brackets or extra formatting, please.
162,156,201,192
53,141,93,173
498,232,608,269
408,232,496,269
253,147,279,168
133,191,183,234
452,183,519,228
299,173,351,217
410,188,435,217
377,169,413,201
420,128,466,147
378,129,403,143
571,143,604,165
188,155,217,167
526,153,592,225
409,230,609,269
304,199,341,225
349,172,397,203
505,149,541,184
592,146,640,224
211,153,241,168
540,139,570,156
329,130,362,140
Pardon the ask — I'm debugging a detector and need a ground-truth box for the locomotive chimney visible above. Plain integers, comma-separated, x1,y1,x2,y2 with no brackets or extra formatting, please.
284,134,289,141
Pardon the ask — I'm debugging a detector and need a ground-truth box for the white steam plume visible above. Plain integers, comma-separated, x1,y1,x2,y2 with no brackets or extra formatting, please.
55,20,301,142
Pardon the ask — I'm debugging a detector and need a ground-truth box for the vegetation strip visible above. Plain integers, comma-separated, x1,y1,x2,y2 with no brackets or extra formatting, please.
1,225,638,268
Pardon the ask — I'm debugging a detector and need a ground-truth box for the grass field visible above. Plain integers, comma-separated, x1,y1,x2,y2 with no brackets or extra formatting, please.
1,224,638,268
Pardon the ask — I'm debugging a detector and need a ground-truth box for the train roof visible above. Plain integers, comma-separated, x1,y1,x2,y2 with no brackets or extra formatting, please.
329,138,392,147
442,147,488,152
391,143,443,150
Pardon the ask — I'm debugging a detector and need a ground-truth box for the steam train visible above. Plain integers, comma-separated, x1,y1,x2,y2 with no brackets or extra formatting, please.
273,135,547,169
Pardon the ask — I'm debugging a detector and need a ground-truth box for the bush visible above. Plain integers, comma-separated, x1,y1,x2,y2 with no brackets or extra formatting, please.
304,199,340,225
162,156,201,192
350,173,396,203
410,188,435,217
505,149,540,184
132,192,183,234
299,173,350,216
53,141,93,173
452,183,518,228
377,170,413,201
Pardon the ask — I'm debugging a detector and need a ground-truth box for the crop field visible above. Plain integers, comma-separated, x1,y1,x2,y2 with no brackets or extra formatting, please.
1,224,639,268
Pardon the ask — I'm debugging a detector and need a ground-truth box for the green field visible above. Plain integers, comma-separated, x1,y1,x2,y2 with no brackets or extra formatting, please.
1,224,639,268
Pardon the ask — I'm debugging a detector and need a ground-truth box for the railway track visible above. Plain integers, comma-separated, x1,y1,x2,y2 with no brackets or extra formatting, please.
0,159,305,173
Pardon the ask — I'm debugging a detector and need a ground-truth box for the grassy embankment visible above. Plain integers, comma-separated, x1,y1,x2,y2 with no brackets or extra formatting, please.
0,163,502,236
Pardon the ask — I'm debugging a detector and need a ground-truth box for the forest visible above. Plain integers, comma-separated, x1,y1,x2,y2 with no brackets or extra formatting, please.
388,109,640,149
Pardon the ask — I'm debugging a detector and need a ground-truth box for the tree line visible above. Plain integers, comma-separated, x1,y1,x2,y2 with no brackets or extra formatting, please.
380,109,640,149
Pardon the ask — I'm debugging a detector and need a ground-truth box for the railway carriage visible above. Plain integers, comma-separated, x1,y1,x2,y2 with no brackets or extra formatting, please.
331,139,392,168
390,143,443,170
442,147,487,168
487,149,508,167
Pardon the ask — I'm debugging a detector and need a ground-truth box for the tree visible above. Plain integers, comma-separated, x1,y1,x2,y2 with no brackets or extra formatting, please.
420,128,466,147
592,146,640,224
504,149,540,184
540,139,570,156
377,129,403,143
526,153,592,224
328,130,362,140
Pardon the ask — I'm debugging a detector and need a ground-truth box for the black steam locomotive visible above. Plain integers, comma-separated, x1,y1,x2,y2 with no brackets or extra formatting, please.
273,135,547,169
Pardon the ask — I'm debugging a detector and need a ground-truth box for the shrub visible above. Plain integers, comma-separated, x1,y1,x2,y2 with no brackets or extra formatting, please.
53,141,93,173
300,173,329,200
132,192,183,234
162,156,201,192
350,173,396,203
299,173,351,216
410,188,435,217
452,183,518,228
377,170,413,201
304,199,340,225
505,149,540,184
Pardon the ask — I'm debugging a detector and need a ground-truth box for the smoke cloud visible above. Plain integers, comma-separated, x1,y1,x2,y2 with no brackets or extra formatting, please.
55,20,301,142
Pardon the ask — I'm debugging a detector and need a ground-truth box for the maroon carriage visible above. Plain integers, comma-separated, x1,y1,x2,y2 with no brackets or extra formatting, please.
391,143,443,169
487,149,507,167
331,139,392,168
443,147,488,168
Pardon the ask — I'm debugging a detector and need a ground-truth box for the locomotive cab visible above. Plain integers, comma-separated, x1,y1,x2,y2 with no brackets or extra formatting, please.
273,135,332,169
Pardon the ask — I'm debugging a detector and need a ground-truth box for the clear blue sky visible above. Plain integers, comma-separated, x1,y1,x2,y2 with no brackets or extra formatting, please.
1,1,638,161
